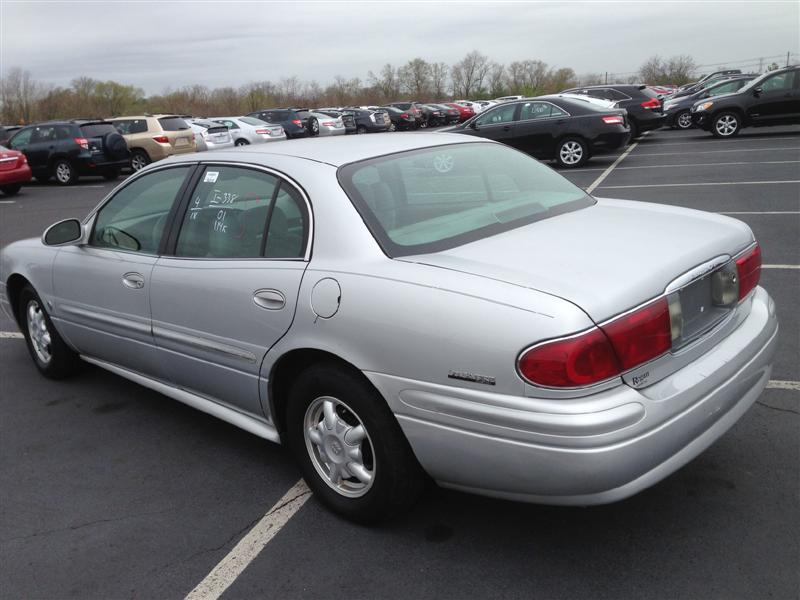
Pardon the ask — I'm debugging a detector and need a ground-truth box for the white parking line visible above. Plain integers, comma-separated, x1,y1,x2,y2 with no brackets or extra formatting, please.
0,200,16,205
598,180,800,189
762,264,800,269
0,331,23,338
767,380,800,391
184,479,311,600
576,160,800,173
629,147,800,157
643,137,800,147
585,133,647,194
719,211,800,215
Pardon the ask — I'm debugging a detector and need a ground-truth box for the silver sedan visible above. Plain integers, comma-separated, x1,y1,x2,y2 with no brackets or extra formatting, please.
210,116,286,145
0,134,777,523
307,112,346,136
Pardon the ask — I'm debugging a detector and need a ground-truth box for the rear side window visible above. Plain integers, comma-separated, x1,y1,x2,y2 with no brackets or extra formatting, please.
80,123,117,138
158,117,190,131
339,142,592,257
293,110,310,120
92,167,190,254
240,117,264,126
640,87,660,99
269,111,289,121
174,166,307,260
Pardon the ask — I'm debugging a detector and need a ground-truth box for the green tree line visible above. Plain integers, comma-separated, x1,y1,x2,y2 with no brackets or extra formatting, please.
1,52,699,125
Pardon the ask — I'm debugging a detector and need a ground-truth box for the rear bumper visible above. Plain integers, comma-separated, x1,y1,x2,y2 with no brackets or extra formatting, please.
0,164,32,185
590,131,630,153
635,113,666,132
74,157,130,174
367,286,777,505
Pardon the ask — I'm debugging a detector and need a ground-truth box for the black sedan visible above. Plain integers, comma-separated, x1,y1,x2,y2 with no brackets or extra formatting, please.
429,103,461,125
339,109,390,134
381,106,417,131
447,95,629,168
663,76,754,129
246,107,311,139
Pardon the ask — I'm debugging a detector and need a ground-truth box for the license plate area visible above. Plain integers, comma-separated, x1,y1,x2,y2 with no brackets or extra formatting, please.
669,263,736,350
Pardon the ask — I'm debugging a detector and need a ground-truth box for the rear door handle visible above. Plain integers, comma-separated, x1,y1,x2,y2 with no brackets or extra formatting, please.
122,272,145,289
253,289,285,310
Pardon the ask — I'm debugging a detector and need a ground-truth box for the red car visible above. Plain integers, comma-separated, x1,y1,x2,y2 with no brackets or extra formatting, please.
0,146,32,196
446,102,476,122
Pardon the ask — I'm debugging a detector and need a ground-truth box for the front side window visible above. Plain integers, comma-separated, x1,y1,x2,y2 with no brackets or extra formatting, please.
761,71,796,92
92,167,190,253
709,80,743,96
475,103,518,126
31,126,57,143
339,142,593,257
174,166,308,260
9,128,33,148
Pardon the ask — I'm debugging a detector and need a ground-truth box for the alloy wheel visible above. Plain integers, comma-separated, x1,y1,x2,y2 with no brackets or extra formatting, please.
304,395,375,498
559,141,583,165
131,154,147,171
26,300,52,364
55,162,72,183
715,115,738,136
677,112,693,129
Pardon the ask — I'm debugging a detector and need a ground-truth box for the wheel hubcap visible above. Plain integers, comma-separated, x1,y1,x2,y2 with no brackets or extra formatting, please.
26,300,52,364
560,141,583,164
677,113,692,128
56,163,71,182
131,155,146,170
716,115,737,136
304,396,375,498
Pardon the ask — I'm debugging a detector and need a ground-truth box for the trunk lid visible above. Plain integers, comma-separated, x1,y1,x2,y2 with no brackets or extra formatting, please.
401,198,754,323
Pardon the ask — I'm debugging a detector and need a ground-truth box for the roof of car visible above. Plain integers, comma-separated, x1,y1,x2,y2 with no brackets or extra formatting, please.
166,132,482,168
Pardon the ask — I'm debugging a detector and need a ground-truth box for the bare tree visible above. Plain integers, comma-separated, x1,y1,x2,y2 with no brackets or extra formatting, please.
451,51,492,98
398,58,431,99
487,63,506,97
638,55,664,84
664,55,696,85
429,62,449,101
366,63,401,102
1,68,45,123
505,59,548,95
544,67,577,93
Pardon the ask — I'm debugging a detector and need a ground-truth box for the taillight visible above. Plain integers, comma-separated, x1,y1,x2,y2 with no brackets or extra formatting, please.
602,115,624,125
153,135,169,144
292,119,302,126
641,98,660,110
518,328,621,387
518,297,672,387
74,137,89,150
736,243,761,301
400,113,409,118
601,298,672,371
255,129,269,134
322,121,335,126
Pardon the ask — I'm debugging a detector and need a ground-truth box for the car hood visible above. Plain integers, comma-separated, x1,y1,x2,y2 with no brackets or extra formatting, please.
399,198,754,322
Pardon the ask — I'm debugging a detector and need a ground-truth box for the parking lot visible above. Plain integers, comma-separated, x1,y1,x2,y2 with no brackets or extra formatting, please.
1,126,798,600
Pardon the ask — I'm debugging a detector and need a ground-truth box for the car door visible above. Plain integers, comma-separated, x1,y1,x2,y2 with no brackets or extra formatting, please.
7,127,37,173
149,164,310,418
748,70,799,123
51,165,194,376
468,103,520,143
511,101,566,157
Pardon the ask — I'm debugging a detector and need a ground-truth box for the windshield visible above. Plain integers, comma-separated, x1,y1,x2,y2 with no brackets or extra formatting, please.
738,71,772,93
338,142,593,257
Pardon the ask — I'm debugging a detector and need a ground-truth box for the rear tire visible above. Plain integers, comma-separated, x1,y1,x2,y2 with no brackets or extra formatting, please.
356,125,367,134
235,138,250,146
628,120,639,141
0,183,22,196
130,150,150,172
712,112,741,138
286,362,427,524
555,137,589,168
53,159,77,185
18,284,81,379
309,118,319,137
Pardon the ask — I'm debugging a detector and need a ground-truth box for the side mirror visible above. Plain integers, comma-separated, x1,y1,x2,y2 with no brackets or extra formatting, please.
43,218,83,246
469,121,478,130
753,87,763,97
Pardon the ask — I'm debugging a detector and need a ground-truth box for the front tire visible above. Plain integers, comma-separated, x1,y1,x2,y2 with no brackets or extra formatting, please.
286,362,426,524
18,284,81,379
53,159,77,185
712,112,741,138
0,183,22,196
675,110,693,130
555,137,589,168
130,149,150,172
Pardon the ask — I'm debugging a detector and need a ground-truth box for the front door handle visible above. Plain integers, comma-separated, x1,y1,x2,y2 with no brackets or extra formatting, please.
502,125,511,131
122,272,145,289
253,289,285,310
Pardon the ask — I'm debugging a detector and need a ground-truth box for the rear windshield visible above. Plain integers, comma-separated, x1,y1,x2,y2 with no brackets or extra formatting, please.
80,123,117,137
293,110,311,119
158,117,190,131
641,87,660,99
240,116,266,125
338,143,593,257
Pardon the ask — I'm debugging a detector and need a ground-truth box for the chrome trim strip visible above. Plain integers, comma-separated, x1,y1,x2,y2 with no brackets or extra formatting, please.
80,355,280,443
152,325,257,363
59,304,151,335
665,254,732,293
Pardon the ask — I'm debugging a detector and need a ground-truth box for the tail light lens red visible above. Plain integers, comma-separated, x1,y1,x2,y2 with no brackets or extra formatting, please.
255,129,269,134
602,115,624,125
292,119,303,126
518,297,671,387
152,135,169,144
74,137,89,150
735,243,761,300
641,98,661,109
400,113,409,118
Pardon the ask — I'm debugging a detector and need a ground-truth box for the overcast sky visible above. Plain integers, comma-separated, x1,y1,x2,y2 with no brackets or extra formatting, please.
1,1,798,94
